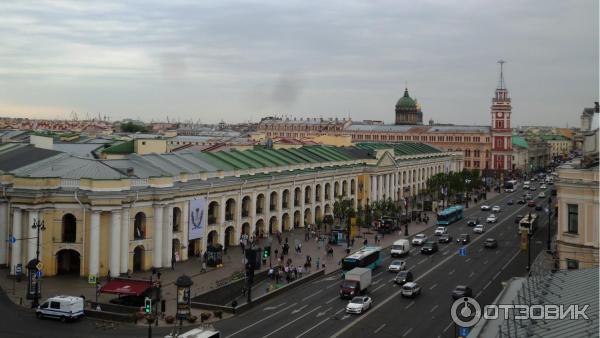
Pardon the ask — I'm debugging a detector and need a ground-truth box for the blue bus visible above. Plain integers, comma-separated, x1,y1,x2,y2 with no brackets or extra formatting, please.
437,205,465,225
341,246,383,272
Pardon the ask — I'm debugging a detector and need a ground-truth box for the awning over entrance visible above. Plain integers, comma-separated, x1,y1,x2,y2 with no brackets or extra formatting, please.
99,278,153,296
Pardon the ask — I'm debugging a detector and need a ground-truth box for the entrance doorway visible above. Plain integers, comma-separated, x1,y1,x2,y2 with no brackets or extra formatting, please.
133,246,144,272
56,249,80,275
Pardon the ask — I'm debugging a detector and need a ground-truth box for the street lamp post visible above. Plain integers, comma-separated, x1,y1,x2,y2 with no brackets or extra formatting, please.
30,218,45,308
547,197,553,251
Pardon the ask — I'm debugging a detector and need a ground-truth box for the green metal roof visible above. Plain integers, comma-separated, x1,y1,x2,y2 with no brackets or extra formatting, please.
354,142,441,156
512,136,529,149
102,140,134,154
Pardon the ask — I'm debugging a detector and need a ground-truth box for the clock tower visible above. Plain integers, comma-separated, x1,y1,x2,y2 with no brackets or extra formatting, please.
490,60,512,172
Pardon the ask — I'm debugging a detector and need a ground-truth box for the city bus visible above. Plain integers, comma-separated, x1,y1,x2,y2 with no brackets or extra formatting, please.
436,205,465,225
341,246,383,272
518,213,539,234
504,180,519,192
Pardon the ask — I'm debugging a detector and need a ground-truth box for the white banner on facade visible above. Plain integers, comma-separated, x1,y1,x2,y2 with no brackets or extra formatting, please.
189,197,207,240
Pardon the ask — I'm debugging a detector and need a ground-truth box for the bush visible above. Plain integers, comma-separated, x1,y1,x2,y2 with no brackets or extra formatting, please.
200,312,211,322
189,314,198,323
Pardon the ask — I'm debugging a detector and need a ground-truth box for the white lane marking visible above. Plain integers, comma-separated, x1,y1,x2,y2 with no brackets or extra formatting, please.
478,248,483,253
302,290,322,302
261,306,322,338
442,250,448,255
373,284,386,292
493,271,502,280
330,201,529,338
403,327,413,337
499,232,504,236
372,278,382,285
475,290,482,298
263,302,286,311
374,323,387,334
292,304,309,314
405,301,415,309
443,321,454,333
465,258,471,263
296,317,331,338
389,278,395,283
334,308,345,315
326,296,339,304
448,269,455,275
483,260,488,265
430,304,439,313
316,307,332,317
417,258,427,265
429,283,438,290
373,271,384,278
496,250,500,254
501,250,522,270
483,280,492,290
326,282,338,289
225,302,298,337
469,271,475,278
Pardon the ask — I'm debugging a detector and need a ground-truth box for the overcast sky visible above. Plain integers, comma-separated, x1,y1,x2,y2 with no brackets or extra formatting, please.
0,0,597,126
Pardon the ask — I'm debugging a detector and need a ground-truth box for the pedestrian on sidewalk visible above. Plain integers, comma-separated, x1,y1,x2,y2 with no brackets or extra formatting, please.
363,238,368,246
171,256,176,271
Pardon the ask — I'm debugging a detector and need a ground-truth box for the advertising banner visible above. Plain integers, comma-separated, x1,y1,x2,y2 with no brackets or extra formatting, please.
189,197,206,240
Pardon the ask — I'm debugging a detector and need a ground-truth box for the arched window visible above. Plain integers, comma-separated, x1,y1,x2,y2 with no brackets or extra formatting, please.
62,213,77,243
172,207,181,232
134,212,146,239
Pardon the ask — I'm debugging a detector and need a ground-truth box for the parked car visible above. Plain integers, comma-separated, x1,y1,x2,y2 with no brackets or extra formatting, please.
486,214,497,223
492,205,501,213
438,233,453,243
412,234,428,246
457,233,470,244
451,285,473,300
466,218,479,226
507,200,514,206
401,282,422,298
345,296,372,314
434,226,447,236
420,241,439,254
388,260,406,272
394,270,414,285
514,215,524,223
484,238,498,248
480,205,491,211
473,224,485,234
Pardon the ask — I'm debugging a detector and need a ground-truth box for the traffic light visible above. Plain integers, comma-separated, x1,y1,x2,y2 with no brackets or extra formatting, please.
144,297,151,314
262,246,271,258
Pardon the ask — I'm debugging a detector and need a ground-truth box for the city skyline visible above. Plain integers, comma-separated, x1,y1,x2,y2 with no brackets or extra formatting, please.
0,0,597,127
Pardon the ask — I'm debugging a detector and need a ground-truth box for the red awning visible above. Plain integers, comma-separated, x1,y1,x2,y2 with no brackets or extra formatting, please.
99,279,153,296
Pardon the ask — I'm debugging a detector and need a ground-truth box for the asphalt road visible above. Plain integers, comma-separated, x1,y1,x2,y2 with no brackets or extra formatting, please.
212,186,552,338
0,186,551,338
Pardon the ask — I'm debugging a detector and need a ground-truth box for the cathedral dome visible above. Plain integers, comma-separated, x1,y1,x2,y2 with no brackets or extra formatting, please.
396,88,417,108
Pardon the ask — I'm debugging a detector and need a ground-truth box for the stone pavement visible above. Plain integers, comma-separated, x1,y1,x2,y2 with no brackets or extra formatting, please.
0,193,501,326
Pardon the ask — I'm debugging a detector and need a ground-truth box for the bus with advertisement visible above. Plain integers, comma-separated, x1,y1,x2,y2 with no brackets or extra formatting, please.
436,205,465,225
519,213,539,234
341,246,383,273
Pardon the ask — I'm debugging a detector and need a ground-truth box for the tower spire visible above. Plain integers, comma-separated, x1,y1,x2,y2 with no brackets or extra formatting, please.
497,59,506,89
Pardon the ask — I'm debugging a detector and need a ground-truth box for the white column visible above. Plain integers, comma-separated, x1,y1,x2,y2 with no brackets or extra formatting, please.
0,202,7,265
300,187,305,227
153,205,163,268
392,172,397,201
181,201,189,261
163,205,173,267
250,193,257,236
371,175,376,203
120,208,130,274
377,175,383,201
386,174,392,200
27,210,39,262
109,210,121,277
10,208,22,275
235,195,243,243
89,211,100,276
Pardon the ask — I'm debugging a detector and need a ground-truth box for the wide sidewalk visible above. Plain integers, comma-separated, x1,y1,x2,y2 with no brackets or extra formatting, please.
0,193,497,324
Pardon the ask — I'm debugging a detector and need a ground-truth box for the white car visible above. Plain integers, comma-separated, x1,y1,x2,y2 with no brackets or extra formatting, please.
401,282,422,298
473,224,485,233
412,234,428,246
538,192,546,198
480,205,491,211
345,296,372,314
540,184,547,189
492,205,501,213
434,226,447,236
486,214,497,223
388,259,406,272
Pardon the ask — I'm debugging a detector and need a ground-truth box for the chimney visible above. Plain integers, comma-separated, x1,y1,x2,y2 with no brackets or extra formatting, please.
126,167,135,176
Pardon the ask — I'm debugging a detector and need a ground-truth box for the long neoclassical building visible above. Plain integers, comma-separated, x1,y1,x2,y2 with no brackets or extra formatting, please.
0,142,462,278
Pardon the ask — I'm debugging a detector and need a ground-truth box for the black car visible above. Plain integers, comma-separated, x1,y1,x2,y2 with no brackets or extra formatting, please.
517,199,526,204
394,270,414,285
535,205,543,211
507,199,514,205
438,234,453,243
457,234,470,244
452,285,473,300
466,218,479,226
421,241,439,254
484,238,498,248
514,215,524,223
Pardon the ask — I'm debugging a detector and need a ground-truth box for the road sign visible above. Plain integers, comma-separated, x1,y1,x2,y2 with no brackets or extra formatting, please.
458,326,471,337
35,270,42,279
88,274,97,285
459,247,467,257
15,264,23,275
36,262,43,271
8,235,16,244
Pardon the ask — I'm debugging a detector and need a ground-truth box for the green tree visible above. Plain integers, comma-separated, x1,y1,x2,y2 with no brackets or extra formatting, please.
333,197,355,249
121,121,148,133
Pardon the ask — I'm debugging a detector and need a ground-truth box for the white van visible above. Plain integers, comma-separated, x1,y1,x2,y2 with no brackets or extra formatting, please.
36,295,84,322
390,239,410,257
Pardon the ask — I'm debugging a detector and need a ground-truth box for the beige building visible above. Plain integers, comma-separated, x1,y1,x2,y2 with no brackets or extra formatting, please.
555,131,599,270
0,143,462,278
